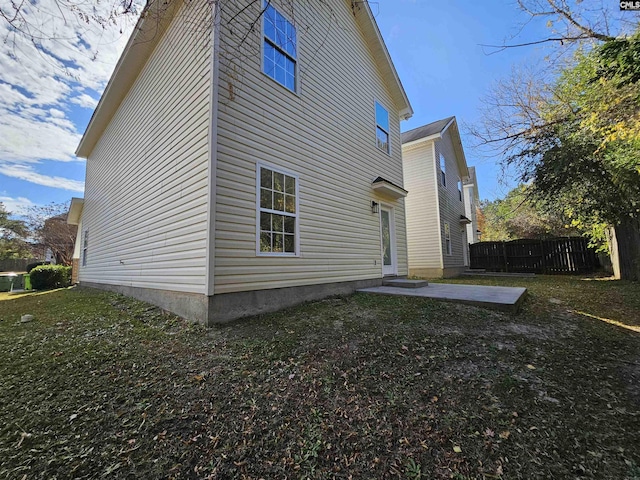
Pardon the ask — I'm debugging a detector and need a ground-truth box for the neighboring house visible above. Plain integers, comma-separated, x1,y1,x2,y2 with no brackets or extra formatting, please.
463,166,481,244
68,0,413,324
401,116,472,278
67,198,84,284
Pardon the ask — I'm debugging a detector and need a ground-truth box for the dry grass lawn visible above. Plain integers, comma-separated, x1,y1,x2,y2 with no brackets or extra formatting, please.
0,276,638,479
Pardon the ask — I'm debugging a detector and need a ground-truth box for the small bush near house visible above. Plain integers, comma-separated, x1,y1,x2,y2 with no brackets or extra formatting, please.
29,265,71,290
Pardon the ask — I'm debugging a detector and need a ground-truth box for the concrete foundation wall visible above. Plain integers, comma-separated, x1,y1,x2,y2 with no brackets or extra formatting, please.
442,266,467,278
410,265,467,279
81,281,210,324
208,278,382,325
81,277,382,325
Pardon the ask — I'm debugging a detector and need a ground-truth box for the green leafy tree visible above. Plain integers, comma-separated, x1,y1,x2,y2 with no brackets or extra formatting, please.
473,21,640,279
0,203,30,260
25,203,77,266
529,32,640,278
480,185,578,241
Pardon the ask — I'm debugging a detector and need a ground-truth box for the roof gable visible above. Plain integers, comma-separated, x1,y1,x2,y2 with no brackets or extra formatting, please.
401,116,469,179
401,116,455,144
351,1,412,120
76,0,181,158
77,0,412,158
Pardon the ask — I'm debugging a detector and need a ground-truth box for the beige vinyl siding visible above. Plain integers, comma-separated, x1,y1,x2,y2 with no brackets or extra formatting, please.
435,130,467,269
213,0,407,294
464,166,479,244
402,142,442,269
79,0,212,294
464,185,478,243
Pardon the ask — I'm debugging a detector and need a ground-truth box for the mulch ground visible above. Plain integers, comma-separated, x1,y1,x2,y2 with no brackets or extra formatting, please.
0,275,638,479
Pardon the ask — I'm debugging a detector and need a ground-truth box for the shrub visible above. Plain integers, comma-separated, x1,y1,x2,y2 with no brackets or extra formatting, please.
29,265,71,290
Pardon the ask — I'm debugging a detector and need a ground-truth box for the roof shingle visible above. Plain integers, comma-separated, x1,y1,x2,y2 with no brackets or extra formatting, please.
401,116,455,144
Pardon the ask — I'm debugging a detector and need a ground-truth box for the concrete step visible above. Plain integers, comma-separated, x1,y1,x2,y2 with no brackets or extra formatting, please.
382,278,428,288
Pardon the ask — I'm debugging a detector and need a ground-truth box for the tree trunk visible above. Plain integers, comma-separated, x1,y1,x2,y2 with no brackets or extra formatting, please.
609,218,640,281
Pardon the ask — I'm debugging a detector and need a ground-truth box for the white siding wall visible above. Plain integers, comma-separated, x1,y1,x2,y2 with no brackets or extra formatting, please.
402,142,442,269
72,218,82,260
464,185,478,243
212,0,408,294
80,0,212,293
434,130,467,269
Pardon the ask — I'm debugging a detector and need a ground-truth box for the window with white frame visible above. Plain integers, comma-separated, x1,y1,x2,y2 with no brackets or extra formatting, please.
444,222,452,255
258,165,298,255
439,153,446,186
458,178,463,201
82,230,88,266
375,101,390,154
263,1,297,92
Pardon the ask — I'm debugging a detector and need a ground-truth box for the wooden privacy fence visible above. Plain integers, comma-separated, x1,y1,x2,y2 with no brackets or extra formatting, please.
0,258,33,272
469,237,599,274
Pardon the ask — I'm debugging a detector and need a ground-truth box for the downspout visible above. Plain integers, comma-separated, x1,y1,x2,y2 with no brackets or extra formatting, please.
205,0,221,299
432,142,444,271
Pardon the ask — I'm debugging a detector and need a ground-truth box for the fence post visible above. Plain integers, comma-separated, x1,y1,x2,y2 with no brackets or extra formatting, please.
503,242,508,272
540,239,546,274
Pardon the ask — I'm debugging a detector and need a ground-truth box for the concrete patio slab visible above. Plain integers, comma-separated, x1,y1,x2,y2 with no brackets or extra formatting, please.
357,283,527,313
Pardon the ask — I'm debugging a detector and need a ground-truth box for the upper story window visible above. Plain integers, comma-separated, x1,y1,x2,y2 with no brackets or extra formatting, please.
263,2,297,92
258,164,298,255
439,153,446,186
375,101,390,154
458,178,463,201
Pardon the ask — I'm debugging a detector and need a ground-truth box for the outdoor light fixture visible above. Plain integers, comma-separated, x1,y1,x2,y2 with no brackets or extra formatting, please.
371,201,379,214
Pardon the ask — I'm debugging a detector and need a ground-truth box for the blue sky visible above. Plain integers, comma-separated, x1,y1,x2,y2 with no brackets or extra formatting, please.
0,0,622,215
375,0,552,200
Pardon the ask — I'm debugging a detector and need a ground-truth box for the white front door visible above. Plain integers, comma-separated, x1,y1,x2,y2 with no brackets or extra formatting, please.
380,206,397,276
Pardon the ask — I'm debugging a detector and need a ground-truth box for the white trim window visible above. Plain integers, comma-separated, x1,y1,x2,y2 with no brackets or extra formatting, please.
444,222,452,255
440,153,446,186
82,230,88,266
257,164,298,255
458,178,463,201
375,101,390,154
263,1,297,92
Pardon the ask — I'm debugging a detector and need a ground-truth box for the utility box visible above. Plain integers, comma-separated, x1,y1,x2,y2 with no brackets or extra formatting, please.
0,274,20,292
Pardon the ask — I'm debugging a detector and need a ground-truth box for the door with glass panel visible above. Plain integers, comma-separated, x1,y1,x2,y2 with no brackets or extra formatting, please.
380,206,396,276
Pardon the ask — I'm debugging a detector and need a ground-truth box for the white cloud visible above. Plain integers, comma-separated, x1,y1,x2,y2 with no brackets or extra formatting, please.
70,93,99,109
0,0,140,191
0,163,84,192
0,195,35,214
49,108,66,118
0,107,80,163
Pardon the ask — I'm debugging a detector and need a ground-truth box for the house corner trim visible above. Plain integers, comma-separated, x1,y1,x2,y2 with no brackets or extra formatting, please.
205,0,221,297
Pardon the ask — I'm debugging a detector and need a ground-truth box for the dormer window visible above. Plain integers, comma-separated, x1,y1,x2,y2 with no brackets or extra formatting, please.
263,2,297,92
